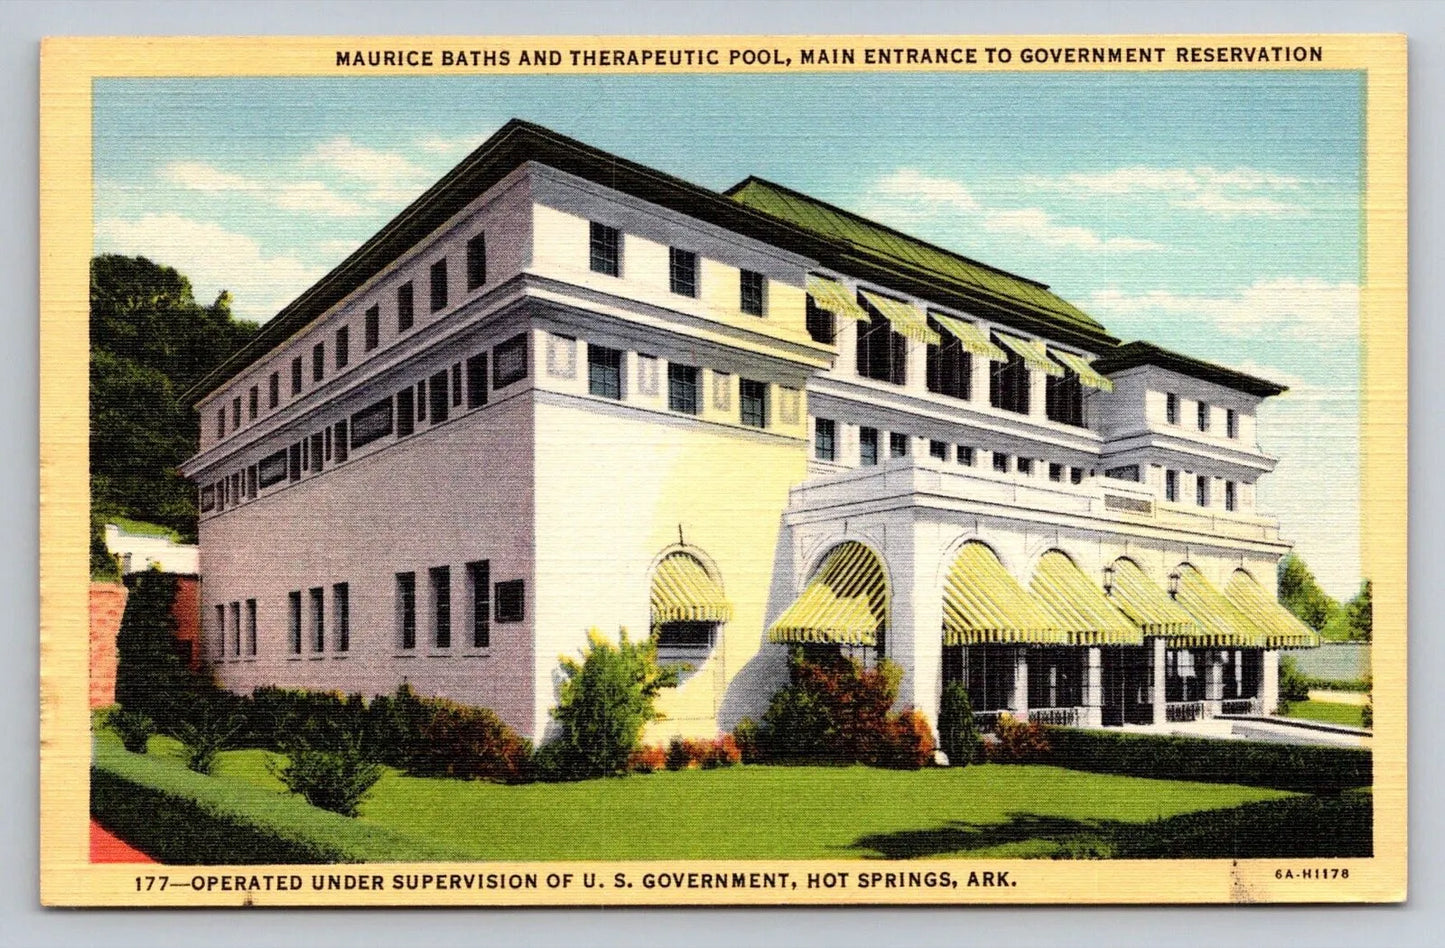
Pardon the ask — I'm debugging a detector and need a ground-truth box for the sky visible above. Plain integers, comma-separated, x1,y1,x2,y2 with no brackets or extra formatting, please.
92,72,1365,598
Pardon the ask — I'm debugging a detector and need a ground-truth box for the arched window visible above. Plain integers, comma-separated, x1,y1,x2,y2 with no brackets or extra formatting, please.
650,551,732,678
769,541,889,663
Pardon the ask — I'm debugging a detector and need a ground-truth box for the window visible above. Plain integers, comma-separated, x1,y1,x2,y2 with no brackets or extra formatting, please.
493,333,528,389
589,222,621,276
815,418,837,461
350,397,393,448
269,372,280,408
396,388,414,437
452,363,462,406
466,352,489,408
313,342,325,383
1105,464,1141,482
1197,402,1210,432
430,258,448,313
1049,462,1063,482
247,465,258,497
430,566,451,648
1165,469,1179,502
364,305,379,351
291,356,303,395
288,591,302,654
245,599,257,656
467,560,491,648
1070,467,1084,485
1046,370,1085,427
856,294,906,385
213,604,226,658
232,396,241,429
305,432,319,472
993,452,1010,473
669,248,698,297
467,232,487,290
429,370,450,422
309,587,325,652
334,420,348,463
668,363,699,415
739,269,766,316
1227,408,1239,439
929,440,948,461
230,601,241,656
1017,457,1033,475
495,579,525,623
1166,392,1179,425
335,326,349,369
739,378,767,428
889,432,908,459
248,386,258,420
332,583,348,652
324,427,332,463
397,572,416,649
860,426,879,466
231,471,242,502
990,338,1030,415
805,295,835,344
397,281,414,332
926,317,971,401
416,379,426,422
1225,480,1237,512
200,485,215,512
216,407,225,439
1196,476,1210,508
259,449,288,488
288,443,302,482
957,445,975,466
588,344,623,400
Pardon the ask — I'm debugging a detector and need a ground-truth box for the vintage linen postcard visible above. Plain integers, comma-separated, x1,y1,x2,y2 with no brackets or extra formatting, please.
39,33,1406,906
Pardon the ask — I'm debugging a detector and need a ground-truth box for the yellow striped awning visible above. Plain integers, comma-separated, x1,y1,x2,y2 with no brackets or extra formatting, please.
806,274,870,322
1030,551,1143,646
859,289,941,345
944,543,1069,646
930,312,1007,361
1225,570,1322,649
651,553,734,626
768,541,888,646
1106,558,1201,641
1049,349,1115,392
996,334,1065,377
1173,564,1267,648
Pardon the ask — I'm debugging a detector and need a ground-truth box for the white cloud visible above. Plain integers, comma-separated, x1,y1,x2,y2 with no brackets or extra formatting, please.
417,134,482,156
1022,165,1310,218
1086,278,1359,341
95,214,326,323
163,160,368,218
305,136,430,204
872,167,979,213
978,207,1165,252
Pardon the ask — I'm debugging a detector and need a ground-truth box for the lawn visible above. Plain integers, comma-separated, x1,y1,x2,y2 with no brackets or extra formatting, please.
1283,700,1369,729
142,736,1294,860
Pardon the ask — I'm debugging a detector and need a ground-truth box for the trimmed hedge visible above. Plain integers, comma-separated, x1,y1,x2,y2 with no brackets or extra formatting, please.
1042,727,1371,794
1114,790,1373,859
91,735,466,864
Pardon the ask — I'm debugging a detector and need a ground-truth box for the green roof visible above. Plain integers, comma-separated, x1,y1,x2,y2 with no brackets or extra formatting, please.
726,177,1114,346
1091,341,1287,398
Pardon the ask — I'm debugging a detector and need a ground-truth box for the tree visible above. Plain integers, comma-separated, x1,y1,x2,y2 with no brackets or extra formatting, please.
113,571,206,735
1342,580,1372,641
1276,553,1339,632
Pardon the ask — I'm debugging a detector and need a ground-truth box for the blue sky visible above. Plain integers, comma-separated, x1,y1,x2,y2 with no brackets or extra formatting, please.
92,72,1365,597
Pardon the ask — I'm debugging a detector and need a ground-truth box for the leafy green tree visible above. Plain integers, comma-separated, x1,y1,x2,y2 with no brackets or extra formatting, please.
1276,553,1340,632
113,571,205,735
1342,580,1372,641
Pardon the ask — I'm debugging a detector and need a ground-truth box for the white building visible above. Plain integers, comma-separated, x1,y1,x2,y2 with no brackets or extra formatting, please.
179,120,1319,743
104,522,199,575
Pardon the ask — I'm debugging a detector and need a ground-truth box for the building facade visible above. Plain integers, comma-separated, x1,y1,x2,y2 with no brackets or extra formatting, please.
180,121,1319,743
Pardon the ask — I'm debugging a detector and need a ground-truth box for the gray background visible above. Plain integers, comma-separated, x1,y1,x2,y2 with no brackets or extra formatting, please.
2,2,1435,946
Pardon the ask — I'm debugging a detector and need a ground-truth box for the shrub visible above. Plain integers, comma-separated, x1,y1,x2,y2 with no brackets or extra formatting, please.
700,735,742,769
406,700,532,783
110,709,156,753
626,745,666,774
731,717,762,763
986,713,1052,763
875,710,936,770
1277,655,1311,712
249,686,369,754
1361,698,1373,730
172,698,245,775
114,570,208,736
665,738,697,771
272,742,385,817
546,628,678,779
937,682,980,767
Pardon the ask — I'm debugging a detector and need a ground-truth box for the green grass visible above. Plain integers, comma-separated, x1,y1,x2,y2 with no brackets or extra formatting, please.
1283,700,1369,729
107,515,184,542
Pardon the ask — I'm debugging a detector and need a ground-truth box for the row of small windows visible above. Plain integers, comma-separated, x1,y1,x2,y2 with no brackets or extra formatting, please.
811,418,1089,484
588,221,767,317
214,231,490,442
1163,469,1239,512
394,564,523,651
580,339,775,429
201,333,526,515
1165,392,1239,439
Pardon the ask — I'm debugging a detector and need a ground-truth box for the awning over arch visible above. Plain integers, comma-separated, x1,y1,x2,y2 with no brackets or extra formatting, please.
943,543,1069,646
1225,570,1322,648
1173,564,1267,648
1104,559,1201,642
650,553,733,626
768,541,887,646
1029,551,1143,646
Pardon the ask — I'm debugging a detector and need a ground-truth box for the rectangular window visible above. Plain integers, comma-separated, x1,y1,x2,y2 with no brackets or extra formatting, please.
1225,480,1237,512
467,561,491,648
350,398,393,448
1227,408,1239,439
467,232,487,290
229,601,241,656
310,432,323,473
957,445,975,466
232,396,241,430
213,604,226,658
1196,476,1210,507
1197,402,1210,432
397,281,414,332
669,248,698,298
990,338,1030,415
1017,457,1034,475
231,471,241,502
335,326,349,369
1049,462,1064,482
288,591,302,655
929,440,948,461
310,587,324,652
855,295,907,386
430,566,451,648
288,442,302,482
291,356,303,395
416,380,425,422
466,352,489,408
269,372,279,408
493,333,528,389
1166,392,1179,425
889,432,908,459
216,408,226,440
589,221,621,276
247,465,258,497
993,452,1010,473
588,344,623,400
926,317,972,401
495,579,525,623
452,363,462,406
332,583,349,652
739,269,766,316
668,363,699,415
245,599,257,656
1105,465,1141,482
248,386,258,420
814,418,837,462
430,258,448,313
739,378,767,428
1165,469,1180,502
429,370,450,423
312,342,325,383
334,420,348,463
324,426,332,462
859,426,878,466
396,388,415,437
805,293,836,344
1071,467,1084,485
1046,371,1085,427
364,305,379,351
397,572,416,650
259,449,287,488
200,485,216,512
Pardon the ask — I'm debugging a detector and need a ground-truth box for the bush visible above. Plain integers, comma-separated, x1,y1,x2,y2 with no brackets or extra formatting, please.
1277,655,1311,711
626,745,667,774
986,713,1051,763
172,698,245,774
1361,698,1373,730
545,628,678,779
406,700,532,783
937,682,980,767
248,686,370,754
110,709,156,753
875,710,936,770
665,738,700,771
731,717,762,763
114,570,208,736
701,735,742,769
272,742,385,817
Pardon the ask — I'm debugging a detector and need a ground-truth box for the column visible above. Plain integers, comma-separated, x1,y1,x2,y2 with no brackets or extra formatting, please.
1028,369,1047,420
905,336,927,395
1151,637,1167,725
1205,650,1224,718
1261,649,1280,714
970,351,991,406
835,317,859,377
1010,646,1030,720
901,527,943,735
1083,647,1103,726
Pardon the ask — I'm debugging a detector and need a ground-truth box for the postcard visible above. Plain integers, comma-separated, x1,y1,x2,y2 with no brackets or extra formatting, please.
39,32,1407,906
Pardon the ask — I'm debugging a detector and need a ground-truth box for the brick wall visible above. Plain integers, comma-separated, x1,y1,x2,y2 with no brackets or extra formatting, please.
171,576,201,673
89,582,128,710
